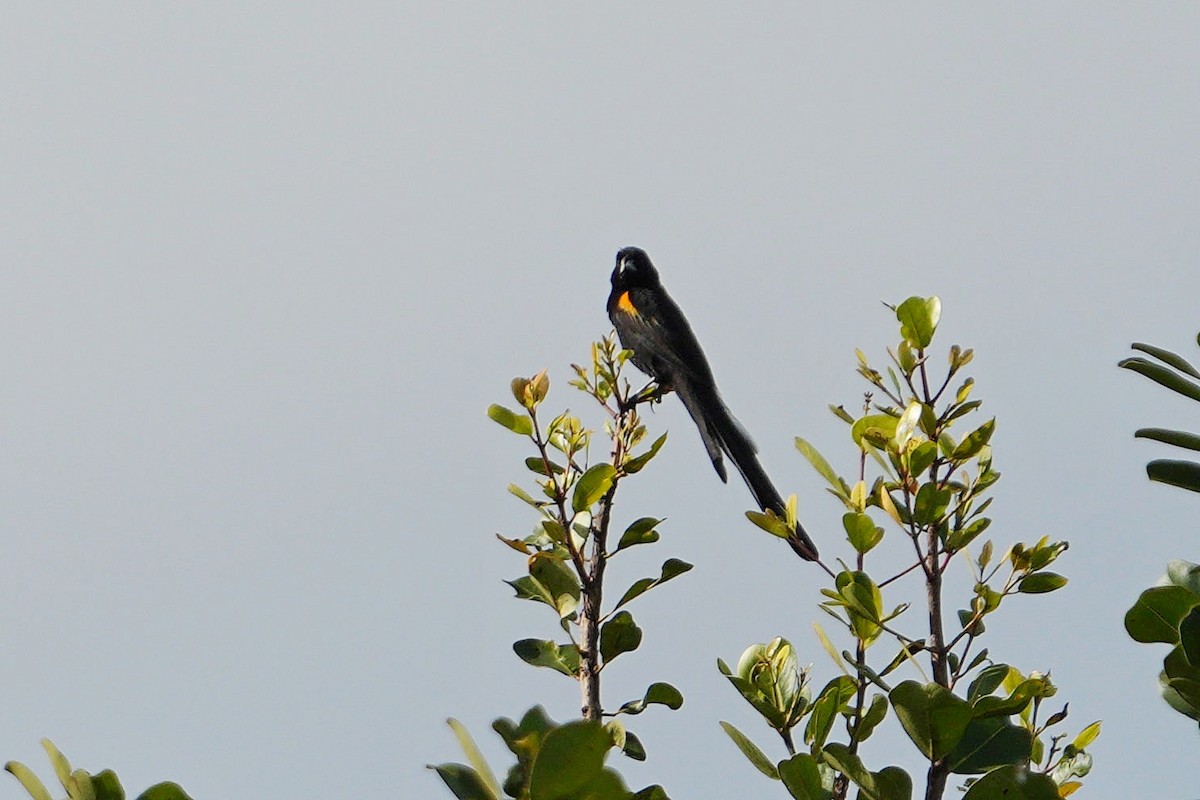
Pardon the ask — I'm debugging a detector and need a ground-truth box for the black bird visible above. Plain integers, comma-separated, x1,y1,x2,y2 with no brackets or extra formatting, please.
607,246,818,561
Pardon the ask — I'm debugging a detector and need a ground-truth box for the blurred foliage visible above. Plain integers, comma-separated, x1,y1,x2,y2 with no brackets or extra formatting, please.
1120,335,1200,493
1121,333,1200,725
5,739,192,800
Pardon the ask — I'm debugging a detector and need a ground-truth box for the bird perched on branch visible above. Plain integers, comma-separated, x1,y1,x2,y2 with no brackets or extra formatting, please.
607,246,818,561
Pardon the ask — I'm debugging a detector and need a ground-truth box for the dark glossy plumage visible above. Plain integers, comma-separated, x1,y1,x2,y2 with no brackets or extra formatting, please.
607,246,818,560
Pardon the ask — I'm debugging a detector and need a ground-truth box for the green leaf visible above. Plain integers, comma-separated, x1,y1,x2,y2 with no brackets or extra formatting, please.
525,456,563,476
506,575,555,607
829,404,855,424
1172,643,1200,687
947,716,1033,774
1130,342,1200,378
133,786,194,800
1165,676,1200,717
487,404,533,436
567,768,629,800
843,512,884,554
908,440,938,477
852,693,890,742
897,340,916,374
946,517,990,552
1147,459,1200,493
943,399,982,425
777,753,829,800
448,719,503,799
835,571,885,645
600,611,643,663
1017,572,1068,595
880,640,925,677
896,296,941,349
889,680,973,760
1072,721,1101,750
513,639,580,676
1181,606,1200,666
507,483,542,507
429,764,495,800
1162,688,1199,720
528,721,613,800
572,464,617,512
1135,427,1200,452
41,740,71,791
951,418,995,461
619,730,646,761
618,682,684,715
967,665,1011,702
805,676,857,748
912,483,952,526
529,555,581,619
796,438,849,499
69,771,96,800
613,559,693,611
1124,585,1199,643
726,638,807,728
971,678,1041,719
4,762,53,800
91,771,124,800
1119,357,1200,402
852,415,899,450
821,743,912,800
746,509,791,539
616,517,663,551
625,433,667,473
493,706,556,767
718,721,779,780
960,765,1058,799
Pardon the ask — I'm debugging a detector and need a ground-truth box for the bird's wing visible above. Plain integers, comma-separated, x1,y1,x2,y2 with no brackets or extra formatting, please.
613,285,718,388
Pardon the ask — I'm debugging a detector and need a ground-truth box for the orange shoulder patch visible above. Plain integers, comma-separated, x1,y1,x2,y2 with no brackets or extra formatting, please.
617,290,638,316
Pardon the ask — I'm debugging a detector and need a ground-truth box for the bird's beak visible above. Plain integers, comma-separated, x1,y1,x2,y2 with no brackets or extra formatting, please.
617,256,630,275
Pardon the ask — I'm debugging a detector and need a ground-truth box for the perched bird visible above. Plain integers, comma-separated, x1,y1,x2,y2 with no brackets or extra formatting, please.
607,246,818,560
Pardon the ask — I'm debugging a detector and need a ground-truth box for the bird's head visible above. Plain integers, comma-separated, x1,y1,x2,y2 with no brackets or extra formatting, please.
611,246,660,290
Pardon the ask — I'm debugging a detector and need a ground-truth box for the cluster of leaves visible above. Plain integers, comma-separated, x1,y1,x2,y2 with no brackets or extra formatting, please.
722,298,1097,799
1120,335,1200,725
6,740,191,800
1125,561,1200,725
1119,336,1200,493
1118,335,1200,724
433,709,668,800
432,337,684,800
721,639,1098,799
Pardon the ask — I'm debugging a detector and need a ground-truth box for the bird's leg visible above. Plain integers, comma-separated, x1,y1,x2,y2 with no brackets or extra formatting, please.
630,380,671,407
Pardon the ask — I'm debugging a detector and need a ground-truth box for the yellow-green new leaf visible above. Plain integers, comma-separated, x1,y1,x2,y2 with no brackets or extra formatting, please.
896,296,941,349
488,404,533,436
796,438,849,498
572,464,616,512
447,720,502,800
4,762,53,800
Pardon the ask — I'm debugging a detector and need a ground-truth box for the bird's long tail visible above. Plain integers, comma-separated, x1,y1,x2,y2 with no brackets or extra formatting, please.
675,383,820,561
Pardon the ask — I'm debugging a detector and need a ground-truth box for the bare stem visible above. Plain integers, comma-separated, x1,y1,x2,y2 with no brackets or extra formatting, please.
924,520,950,800
579,390,632,721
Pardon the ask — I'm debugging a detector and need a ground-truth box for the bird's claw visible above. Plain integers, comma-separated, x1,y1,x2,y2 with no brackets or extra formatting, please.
623,382,670,411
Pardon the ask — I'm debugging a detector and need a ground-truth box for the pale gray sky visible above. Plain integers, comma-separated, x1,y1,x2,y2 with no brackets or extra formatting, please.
2,5,1199,799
